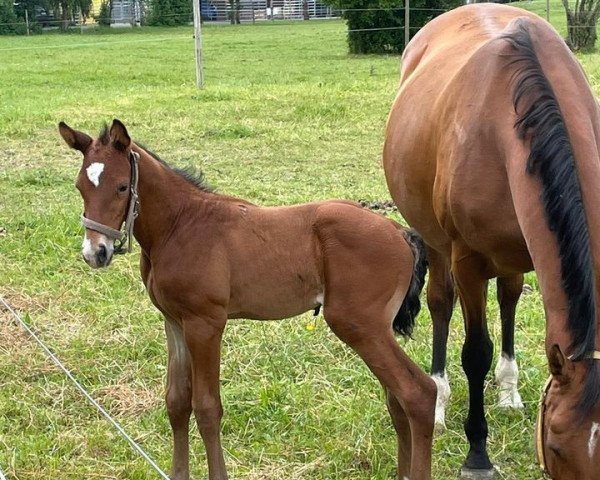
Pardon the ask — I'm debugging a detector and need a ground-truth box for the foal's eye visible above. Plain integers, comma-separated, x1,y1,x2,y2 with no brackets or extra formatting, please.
117,184,129,194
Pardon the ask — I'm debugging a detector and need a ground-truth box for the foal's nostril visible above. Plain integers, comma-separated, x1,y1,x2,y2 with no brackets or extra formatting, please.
97,244,107,265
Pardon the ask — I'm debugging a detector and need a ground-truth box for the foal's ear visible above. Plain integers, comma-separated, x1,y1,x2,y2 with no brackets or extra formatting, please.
109,119,131,151
548,344,569,383
58,122,92,153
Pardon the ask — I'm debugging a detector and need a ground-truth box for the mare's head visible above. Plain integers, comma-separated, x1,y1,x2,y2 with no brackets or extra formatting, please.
538,344,600,479
59,119,134,268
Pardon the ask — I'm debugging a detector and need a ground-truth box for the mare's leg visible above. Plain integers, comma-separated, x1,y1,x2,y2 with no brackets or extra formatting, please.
165,318,193,480
325,311,435,480
427,248,455,429
494,275,524,409
453,250,494,478
183,314,228,480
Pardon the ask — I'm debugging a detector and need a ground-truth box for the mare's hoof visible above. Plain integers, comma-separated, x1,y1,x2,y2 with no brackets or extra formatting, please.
460,467,497,479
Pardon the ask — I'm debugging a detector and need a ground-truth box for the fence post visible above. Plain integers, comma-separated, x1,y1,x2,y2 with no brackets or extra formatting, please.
25,8,30,35
192,0,204,88
404,0,410,48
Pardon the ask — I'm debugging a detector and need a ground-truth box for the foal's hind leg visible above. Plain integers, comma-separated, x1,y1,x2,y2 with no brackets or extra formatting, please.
384,386,412,476
324,310,435,480
165,318,193,480
494,275,524,409
427,248,456,430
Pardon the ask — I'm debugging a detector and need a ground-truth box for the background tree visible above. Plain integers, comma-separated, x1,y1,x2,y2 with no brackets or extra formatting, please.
323,0,461,54
94,0,111,25
148,0,192,25
561,0,600,50
0,0,26,34
229,0,240,24
41,0,92,30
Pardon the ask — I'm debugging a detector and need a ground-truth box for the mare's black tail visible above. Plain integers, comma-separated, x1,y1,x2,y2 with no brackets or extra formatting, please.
393,229,428,337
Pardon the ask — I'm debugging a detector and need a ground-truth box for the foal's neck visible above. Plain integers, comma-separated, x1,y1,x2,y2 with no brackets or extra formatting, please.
131,144,197,255
131,144,254,256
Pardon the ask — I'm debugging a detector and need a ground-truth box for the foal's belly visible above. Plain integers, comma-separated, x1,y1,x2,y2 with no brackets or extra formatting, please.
226,263,323,321
226,279,323,321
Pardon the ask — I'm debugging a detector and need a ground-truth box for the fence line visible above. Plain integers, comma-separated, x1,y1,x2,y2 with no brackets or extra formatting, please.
0,6,453,29
0,295,171,480
3,1,595,34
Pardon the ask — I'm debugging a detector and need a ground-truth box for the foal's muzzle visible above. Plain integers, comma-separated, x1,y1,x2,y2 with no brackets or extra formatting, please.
82,235,114,269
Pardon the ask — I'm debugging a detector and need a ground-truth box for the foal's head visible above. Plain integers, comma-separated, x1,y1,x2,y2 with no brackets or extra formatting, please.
59,119,134,268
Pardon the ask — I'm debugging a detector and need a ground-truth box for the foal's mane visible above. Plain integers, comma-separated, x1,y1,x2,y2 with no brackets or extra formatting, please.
503,20,600,413
99,125,213,193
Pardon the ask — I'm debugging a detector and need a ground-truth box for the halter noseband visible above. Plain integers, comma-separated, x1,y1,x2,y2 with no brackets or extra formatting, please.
80,151,140,255
535,350,600,477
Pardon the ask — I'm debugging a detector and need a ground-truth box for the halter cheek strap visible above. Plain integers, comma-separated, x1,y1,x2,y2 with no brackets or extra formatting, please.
535,350,600,477
535,375,553,476
80,151,140,255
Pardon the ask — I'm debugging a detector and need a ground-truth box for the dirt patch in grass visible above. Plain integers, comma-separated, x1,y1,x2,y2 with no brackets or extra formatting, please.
0,311,31,353
95,380,161,417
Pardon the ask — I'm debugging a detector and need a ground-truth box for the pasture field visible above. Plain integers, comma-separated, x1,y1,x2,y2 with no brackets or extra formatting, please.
1,6,599,479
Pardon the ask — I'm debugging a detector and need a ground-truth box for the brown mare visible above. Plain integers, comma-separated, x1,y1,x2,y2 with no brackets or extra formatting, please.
384,4,600,479
59,119,436,480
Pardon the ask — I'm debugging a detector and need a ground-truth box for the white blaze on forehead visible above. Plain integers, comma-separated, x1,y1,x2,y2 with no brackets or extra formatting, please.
588,422,600,458
86,162,105,187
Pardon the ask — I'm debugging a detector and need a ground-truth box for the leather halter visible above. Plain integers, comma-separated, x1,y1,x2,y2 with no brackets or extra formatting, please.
80,151,140,255
535,350,600,477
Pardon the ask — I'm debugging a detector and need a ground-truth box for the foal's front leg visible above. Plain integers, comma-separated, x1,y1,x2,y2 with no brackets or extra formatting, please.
165,318,193,480
183,314,228,480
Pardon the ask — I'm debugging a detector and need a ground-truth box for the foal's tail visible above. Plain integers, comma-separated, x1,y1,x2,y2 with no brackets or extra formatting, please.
393,229,428,338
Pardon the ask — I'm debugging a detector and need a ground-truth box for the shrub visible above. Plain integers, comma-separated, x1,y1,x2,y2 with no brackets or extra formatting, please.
148,0,192,25
95,0,111,25
324,0,462,54
0,0,27,34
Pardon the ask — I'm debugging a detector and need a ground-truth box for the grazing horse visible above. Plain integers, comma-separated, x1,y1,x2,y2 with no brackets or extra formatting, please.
383,4,600,479
59,119,436,480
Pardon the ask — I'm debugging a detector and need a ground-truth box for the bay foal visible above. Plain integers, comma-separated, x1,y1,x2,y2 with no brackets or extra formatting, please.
60,120,435,480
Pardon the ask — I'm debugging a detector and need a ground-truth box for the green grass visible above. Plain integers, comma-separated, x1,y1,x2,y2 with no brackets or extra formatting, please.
0,6,599,480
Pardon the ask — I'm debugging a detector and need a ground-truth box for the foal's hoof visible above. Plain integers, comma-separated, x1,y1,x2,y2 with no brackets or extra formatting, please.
460,467,497,479
434,417,446,434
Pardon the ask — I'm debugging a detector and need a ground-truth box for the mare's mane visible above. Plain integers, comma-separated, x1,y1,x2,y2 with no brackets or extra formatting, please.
503,20,600,413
